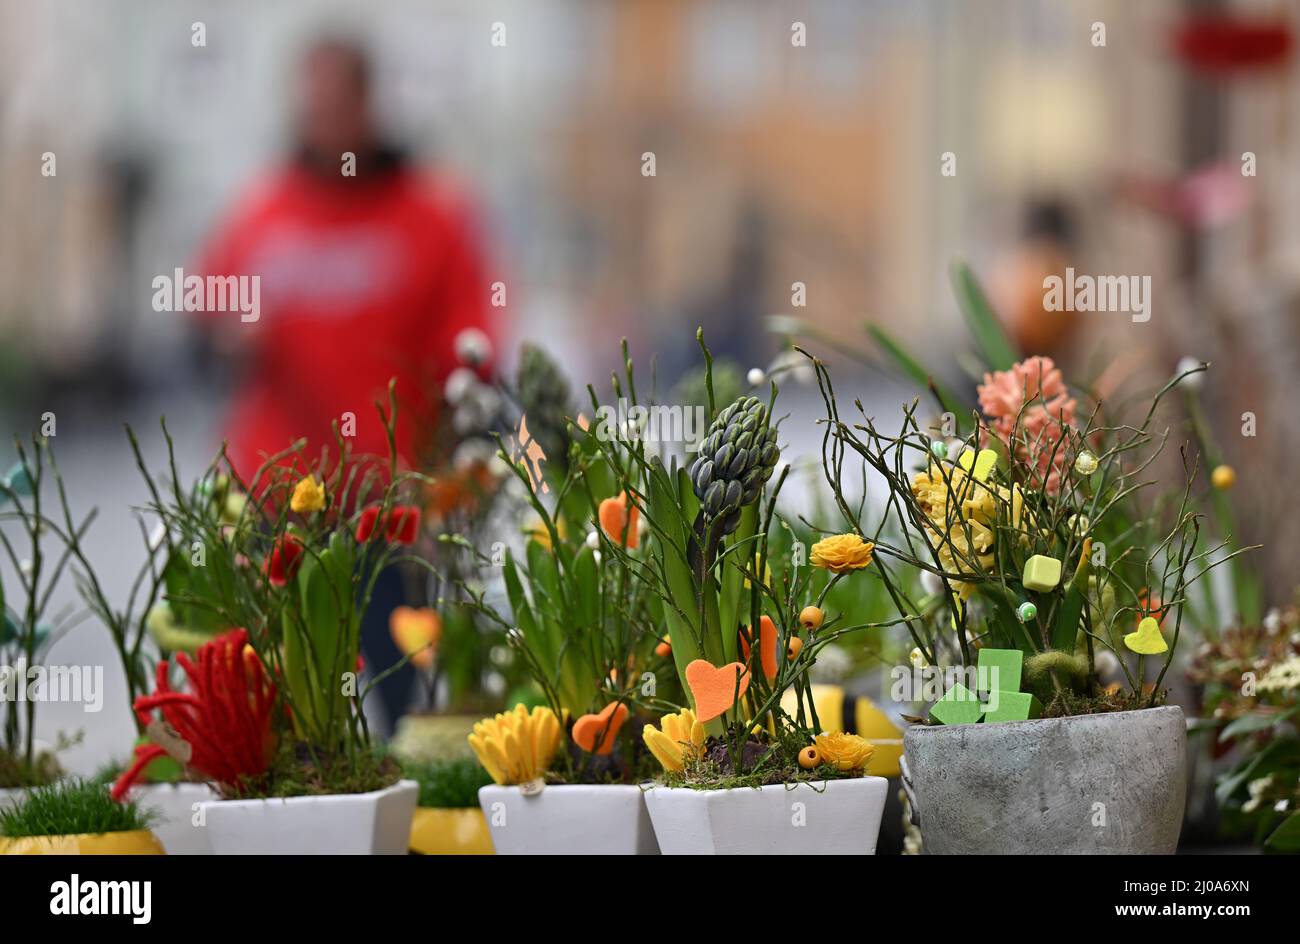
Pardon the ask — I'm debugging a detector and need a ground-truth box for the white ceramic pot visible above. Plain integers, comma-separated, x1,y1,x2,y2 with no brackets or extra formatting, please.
478,784,659,855
125,783,216,855
644,777,890,854
200,779,417,855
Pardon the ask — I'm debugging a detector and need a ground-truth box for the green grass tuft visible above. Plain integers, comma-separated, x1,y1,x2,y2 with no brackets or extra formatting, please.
403,756,493,808
0,779,156,838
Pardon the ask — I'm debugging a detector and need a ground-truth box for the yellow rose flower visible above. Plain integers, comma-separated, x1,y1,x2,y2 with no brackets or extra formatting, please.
290,475,326,514
642,709,706,773
810,534,875,574
813,731,874,772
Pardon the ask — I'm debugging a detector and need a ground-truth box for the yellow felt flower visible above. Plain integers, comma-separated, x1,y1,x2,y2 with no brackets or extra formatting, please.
642,709,706,773
810,534,875,574
813,731,875,772
290,475,326,514
467,704,563,785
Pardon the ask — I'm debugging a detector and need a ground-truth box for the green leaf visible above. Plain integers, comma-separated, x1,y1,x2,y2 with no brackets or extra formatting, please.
951,260,1018,370
1220,707,1298,743
1264,812,1300,853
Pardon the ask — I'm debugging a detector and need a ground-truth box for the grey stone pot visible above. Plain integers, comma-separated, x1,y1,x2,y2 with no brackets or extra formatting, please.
901,706,1186,854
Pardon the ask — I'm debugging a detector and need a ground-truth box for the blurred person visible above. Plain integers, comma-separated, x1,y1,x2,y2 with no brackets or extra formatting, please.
195,35,499,732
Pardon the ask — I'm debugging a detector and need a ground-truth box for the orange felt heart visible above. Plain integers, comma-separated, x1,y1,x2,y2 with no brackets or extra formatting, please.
571,701,630,755
685,659,750,723
389,606,442,670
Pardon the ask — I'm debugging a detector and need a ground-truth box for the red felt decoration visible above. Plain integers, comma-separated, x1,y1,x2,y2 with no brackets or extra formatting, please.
112,629,277,800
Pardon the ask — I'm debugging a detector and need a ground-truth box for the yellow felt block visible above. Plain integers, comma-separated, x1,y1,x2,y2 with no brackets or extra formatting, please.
959,447,998,482
1021,554,1062,592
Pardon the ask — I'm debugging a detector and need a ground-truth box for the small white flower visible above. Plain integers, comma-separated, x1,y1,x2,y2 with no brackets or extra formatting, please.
636,516,648,538
1264,608,1282,634
585,530,599,549
909,647,928,668
1274,799,1290,813
1175,356,1204,389
746,367,767,387
592,550,602,565
454,328,492,366
444,367,479,404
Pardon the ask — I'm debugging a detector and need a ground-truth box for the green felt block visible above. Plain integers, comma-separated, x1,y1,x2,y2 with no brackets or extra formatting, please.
977,648,1023,693
982,690,1042,723
1022,555,1062,592
929,682,984,725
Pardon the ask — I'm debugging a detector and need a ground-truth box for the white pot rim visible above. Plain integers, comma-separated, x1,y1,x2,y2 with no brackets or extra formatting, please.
199,777,416,810
645,775,887,797
480,782,647,794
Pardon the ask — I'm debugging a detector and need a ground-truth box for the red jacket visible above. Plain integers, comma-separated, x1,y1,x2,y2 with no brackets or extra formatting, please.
198,159,495,484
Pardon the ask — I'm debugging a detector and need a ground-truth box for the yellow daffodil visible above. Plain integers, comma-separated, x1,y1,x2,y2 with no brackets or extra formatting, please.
467,704,562,785
813,731,875,772
642,708,706,773
290,475,326,514
810,534,875,574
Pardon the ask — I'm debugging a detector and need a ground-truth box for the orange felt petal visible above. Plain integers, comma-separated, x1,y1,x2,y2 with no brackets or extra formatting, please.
572,701,630,755
389,606,442,670
598,492,640,549
685,659,750,723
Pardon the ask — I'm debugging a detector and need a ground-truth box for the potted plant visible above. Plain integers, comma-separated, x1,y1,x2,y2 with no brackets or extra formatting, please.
404,756,495,854
799,275,1246,852
0,779,162,855
109,389,421,854
1189,602,1300,852
451,340,721,855
612,334,888,854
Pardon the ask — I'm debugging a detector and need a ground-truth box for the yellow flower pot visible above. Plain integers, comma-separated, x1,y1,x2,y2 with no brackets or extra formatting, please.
0,830,165,855
409,806,494,855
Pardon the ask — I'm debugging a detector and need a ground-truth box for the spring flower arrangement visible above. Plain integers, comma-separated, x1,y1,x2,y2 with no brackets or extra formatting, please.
1188,602,1300,852
600,335,893,787
453,335,894,790
454,343,670,786
794,266,1249,723
111,384,426,799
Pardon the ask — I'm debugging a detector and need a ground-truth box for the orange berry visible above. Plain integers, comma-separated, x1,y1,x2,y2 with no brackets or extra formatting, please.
798,745,821,770
799,605,824,631
786,636,804,660
655,636,672,657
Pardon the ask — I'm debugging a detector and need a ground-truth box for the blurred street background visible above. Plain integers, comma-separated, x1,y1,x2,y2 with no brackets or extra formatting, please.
2,0,1298,772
